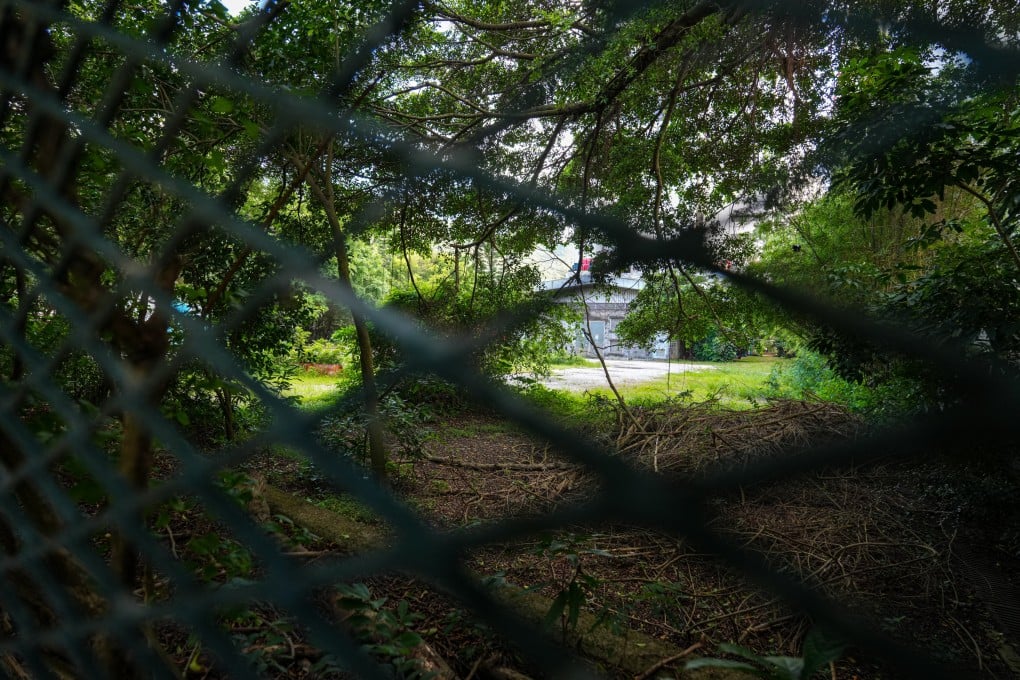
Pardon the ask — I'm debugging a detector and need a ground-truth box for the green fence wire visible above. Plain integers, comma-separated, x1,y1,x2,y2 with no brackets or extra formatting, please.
0,1,1017,678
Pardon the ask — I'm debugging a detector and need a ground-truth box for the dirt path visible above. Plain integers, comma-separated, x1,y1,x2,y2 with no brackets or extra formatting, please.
529,359,716,391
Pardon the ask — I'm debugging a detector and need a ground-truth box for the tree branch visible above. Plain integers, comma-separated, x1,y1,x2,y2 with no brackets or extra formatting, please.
955,180,1020,276
203,136,330,316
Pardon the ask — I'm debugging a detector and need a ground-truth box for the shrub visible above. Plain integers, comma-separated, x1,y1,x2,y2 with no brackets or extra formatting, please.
300,338,346,365
692,331,739,362
765,350,925,420
53,352,108,405
318,391,432,467
360,275,575,380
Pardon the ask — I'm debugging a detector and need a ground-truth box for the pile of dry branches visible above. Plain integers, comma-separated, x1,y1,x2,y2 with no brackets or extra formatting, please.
405,399,992,675
613,398,863,473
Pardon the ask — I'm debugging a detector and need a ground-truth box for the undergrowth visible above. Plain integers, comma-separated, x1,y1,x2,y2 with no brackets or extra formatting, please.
574,356,781,410
764,351,926,421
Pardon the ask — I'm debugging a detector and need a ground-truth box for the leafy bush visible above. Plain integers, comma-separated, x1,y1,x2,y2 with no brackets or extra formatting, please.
161,361,287,446
185,532,254,582
687,627,845,679
53,351,108,405
362,273,576,380
300,338,347,365
287,326,348,366
534,533,608,640
333,583,427,677
692,331,740,362
765,350,924,420
548,351,593,367
395,376,471,412
318,392,432,467
2,309,110,406
616,269,768,360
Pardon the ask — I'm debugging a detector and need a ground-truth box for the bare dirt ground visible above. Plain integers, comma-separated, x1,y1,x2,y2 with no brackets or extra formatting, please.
404,403,1019,679
525,359,716,391
255,399,1020,679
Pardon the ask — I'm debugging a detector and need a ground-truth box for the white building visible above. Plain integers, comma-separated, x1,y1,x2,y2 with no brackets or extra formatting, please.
533,198,765,360
541,272,674,360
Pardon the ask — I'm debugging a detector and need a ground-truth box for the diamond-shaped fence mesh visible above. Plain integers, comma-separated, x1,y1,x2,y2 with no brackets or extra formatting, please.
0,0,1017,678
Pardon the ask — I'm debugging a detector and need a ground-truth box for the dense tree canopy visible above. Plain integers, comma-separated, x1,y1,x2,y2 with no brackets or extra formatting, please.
2,0,1020,676
1,0,1016,465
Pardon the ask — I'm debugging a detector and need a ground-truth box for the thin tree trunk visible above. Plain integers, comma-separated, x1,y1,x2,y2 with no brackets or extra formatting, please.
216,386,236,442
10,269,27,381
335,229,388,480
112,410,152,589
294,148,389,481
956,181,1020,276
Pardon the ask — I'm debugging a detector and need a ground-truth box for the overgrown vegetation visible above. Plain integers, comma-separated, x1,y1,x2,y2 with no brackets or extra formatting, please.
572,356,782,409
1,0,1018,677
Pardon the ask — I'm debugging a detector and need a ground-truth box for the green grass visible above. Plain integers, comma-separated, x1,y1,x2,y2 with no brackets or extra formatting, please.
426,419,520,443
548,354,599,368
584,356,784,409
286,358,784,423
516,384,601,426
284,370,347,411
314,495,379,524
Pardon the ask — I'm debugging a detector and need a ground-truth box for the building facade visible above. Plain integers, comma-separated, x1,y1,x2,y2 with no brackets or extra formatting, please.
541,273,676,360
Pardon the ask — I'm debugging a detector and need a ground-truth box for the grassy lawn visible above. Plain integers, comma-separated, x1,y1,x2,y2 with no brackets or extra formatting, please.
284,370,346,411
548,354,599,368
285,357,786,418
585,355,784,409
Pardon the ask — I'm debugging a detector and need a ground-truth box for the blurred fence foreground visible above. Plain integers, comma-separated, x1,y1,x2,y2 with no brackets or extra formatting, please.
0,1,1018,678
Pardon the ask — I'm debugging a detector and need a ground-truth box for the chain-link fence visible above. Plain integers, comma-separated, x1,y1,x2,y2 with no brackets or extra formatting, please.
0,0,1017,678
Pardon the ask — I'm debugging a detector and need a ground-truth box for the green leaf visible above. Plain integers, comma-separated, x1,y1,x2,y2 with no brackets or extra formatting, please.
684,658,758,672
719,642,767,664
800,628,846,678
334,583,371,599
762,655,804,679
544,591,568,628
394,630,422,649
210,95,234,114
566,581,584,630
